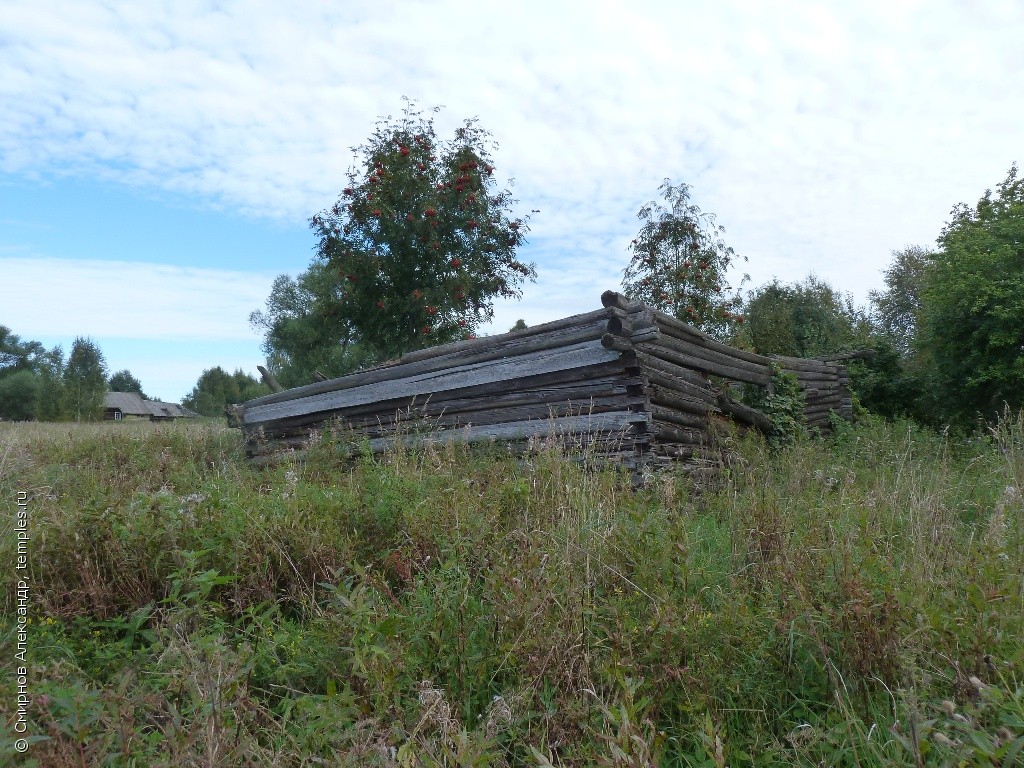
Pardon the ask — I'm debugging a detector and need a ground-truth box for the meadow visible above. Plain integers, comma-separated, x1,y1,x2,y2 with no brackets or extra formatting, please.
1,414,1022,766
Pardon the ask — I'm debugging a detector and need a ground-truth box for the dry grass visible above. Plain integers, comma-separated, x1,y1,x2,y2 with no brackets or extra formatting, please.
1,414,1022,765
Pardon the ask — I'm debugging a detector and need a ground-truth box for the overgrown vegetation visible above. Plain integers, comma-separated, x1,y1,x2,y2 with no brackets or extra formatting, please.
2,417,1022,766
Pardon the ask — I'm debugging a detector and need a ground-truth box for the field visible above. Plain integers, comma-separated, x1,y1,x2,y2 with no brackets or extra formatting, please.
1,415,1022,766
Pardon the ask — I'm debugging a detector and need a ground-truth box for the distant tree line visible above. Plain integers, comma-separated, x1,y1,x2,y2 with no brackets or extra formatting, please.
0,331,270,422
0,333,110,421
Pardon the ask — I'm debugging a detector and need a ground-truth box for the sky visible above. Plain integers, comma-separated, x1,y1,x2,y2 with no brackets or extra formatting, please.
2,1,1021,403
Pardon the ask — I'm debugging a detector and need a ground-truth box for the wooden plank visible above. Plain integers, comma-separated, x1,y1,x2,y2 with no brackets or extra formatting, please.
397,308,612,363
244,341,627,425
244,317,613,409
245,359,641,432
356,411,650,450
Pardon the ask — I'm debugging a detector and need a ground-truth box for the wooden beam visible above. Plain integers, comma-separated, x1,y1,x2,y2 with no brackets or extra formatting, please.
257,365,284,393
244,340,628,425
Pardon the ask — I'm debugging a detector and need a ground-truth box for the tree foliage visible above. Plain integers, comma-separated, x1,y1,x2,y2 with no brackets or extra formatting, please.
622,180,746,340
63,337,108,421
742,276,871,359
108,369,147,399
918,164,1024,422
254,100,536,382
183,367,270,417
251,270,384,389
0,370,39,421
0,325,46,375
869,245,932,358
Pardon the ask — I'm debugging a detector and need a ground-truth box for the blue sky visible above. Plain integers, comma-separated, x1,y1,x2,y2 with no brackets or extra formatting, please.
2,0,1022,402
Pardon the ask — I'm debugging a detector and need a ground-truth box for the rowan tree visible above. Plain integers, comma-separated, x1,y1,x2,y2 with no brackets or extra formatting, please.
622,180,746,340
260,100,536,367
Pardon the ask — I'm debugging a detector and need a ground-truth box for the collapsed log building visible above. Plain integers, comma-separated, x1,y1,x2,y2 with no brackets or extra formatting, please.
233,291,853,475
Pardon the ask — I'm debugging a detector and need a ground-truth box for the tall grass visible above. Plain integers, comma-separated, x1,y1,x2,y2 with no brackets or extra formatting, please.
1,414,1021,766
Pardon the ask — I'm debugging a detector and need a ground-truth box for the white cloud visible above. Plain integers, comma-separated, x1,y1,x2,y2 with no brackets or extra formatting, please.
1,0,1022,316
1,256,275,341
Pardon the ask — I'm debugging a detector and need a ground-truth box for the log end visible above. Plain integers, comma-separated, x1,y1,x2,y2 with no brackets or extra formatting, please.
601,290,629,309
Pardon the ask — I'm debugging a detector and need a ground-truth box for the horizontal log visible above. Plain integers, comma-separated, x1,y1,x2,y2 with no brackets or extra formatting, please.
257,392,647,441
649,387,715,416
653,423,709,445
244,340,627,425
649,405,708,430
248,377,639,435
770,355,839,374
643,309,774,367
645,370,719,407
601,290,631,310
245,359,642,433
244,315,614,409
637,341,771,386
353,411,651,451
339,395,645,432
639,332,773,383
635,351,715,391
715,393,774,432
399,308,612,363
630,328,661,344
601,333,634,352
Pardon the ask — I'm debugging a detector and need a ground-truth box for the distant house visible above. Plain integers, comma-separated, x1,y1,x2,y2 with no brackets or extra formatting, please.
104,392,198,422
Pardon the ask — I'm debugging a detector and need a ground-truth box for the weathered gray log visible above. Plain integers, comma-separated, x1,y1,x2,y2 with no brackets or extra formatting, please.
249,410,651,464
634,351,715,391
257,365,284,393
246,317,613,409
648,404,708,430
637,334,772,384
325,395,645,433
353,411,649,450
652,423,708,445
601,333,634,352
790,370,841,383
651,385,716,415
398,308,613,364
644,370,719,406
715,393,774,432
637,340,771,386
601,290,632,310
246,362,644,433
244,341,631,425
770,355,839,373
642,308,775,367
630,328,661,344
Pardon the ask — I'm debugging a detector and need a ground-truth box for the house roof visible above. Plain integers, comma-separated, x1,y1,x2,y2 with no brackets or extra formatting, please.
104,392,197,418
104,391,151,415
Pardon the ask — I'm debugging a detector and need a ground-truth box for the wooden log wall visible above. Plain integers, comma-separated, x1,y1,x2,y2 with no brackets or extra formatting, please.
234,292,854,473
